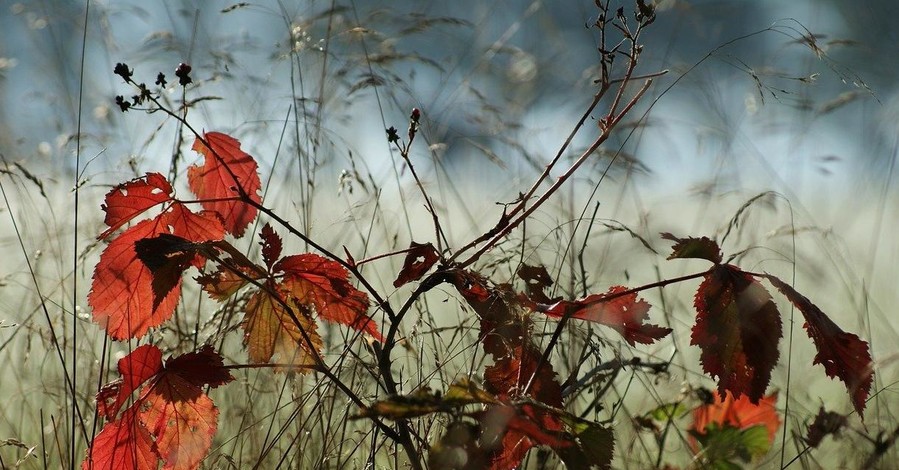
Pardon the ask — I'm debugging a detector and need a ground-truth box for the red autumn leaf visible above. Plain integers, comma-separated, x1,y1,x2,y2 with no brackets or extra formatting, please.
259,223,282,270
85,344,233,470
690,391,781,445
804,406,847,448
83,410,156,470
480,404,568,470
537,286,671,346
243,285,323,369
90,219,184,339
188,132,261,238
160,205,225,244
766,275,873,415
100,172,174,240
97,344,163,420
692,265,782,403
275,253,382,341
393,241,440,288
661,232,722,264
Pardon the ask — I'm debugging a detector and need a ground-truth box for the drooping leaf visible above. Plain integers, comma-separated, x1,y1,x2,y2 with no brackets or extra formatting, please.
517,264,561,304
188,132,261,237
275,254,382,341
661,232,722,264
555,419,615,470
804,406,847,447
537,286,671,346
393,241,440,287
243,286,323,370
766,275,873,416
355,380,499,421
480,404,569,470
85,345,233,470
692,265,782,402
100,172,174,240
89,219,183,339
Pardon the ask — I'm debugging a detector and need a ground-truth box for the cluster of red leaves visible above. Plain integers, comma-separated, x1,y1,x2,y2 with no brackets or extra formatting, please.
199,224,381,369
83,345,233,470
86,132,382,468
665,234,874,416
90,132,260,339
447,268,644,470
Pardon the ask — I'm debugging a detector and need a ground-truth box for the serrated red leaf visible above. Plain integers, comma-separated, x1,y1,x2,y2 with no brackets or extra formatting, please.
135,234,209,311
692,265,782,403
139,375,218,470
97,344,164,420
538,286,671,346
259,223,282,270
243,286,323,370
661,232,722,264
189,132,261,238
275,254,382,341
766,275,873,416
393,241,440,287
481,404,568,470
90,219,184,339
86,345,232,470
100,172,174,240
160,206,226,244
83,410,157,470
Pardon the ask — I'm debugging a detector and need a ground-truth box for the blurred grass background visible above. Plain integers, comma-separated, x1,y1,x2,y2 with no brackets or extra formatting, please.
0,0,897,468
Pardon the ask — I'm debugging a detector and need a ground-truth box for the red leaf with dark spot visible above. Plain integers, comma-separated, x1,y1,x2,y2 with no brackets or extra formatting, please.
766,275,873,416
135,234,213,310
84,344,233,470
189,132,261,237
692,265,781,403
537,286,671,346
393,241,440,287
90,219,183,339
661,232,722,264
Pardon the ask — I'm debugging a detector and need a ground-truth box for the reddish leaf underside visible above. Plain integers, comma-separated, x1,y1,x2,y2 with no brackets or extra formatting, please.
691,265,782,403
275,253,382,341
84,411,156,470
393,241,440,288
538,286,671,346
766,275,873,415
243,286,323,370
189,132,261,238
661,232,723,264
85,345,233,470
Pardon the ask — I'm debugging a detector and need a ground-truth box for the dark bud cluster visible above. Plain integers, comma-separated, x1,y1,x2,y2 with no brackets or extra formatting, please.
114,62,133,82
155,72,167,87
386,126,400,144
175,63,192,86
